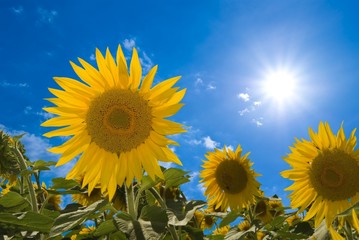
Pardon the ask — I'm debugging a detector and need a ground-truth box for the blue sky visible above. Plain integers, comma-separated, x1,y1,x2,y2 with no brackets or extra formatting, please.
2,0,359,205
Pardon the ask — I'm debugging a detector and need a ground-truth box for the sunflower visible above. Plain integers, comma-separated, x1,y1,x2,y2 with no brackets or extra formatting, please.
42,45,186,200
200,145,261,211
0,131,20,183
254,199,272,223
194,210,215,230
268,198,284,217
213,225,230,235
281,122,359,228
238,220,251,231
285,214,300,226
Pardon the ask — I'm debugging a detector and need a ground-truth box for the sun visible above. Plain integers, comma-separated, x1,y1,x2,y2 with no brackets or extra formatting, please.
261,69,297,103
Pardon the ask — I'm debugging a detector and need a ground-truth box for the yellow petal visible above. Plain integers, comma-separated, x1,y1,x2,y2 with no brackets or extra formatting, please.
140,65,158,93
129,48,142,90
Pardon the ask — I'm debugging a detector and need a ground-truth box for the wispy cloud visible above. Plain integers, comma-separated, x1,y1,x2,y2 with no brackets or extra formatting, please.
37,7,58,24
89,53,96,61
122,38,154,73
252,118,264,127
190,171,200,180
203,136,219,149
207,82,216,90
11,6,24,15
193,74,216,92
37,111,55,120
123,38,136,51
253,101,262,106
239,108,250,116
140,52,154,73
0,80,29,88
24,106,32,114
186,139,202,146
238,93,250,102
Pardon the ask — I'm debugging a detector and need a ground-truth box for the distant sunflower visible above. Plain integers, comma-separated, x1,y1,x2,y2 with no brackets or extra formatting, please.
42,45,186,200
254,199,272,223
200,145,261,211
238,220,251,231
194,210,215,230
281,122,359,228
213,225,230,236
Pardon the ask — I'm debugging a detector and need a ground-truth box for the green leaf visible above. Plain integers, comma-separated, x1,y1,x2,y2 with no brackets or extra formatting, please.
0,211,54,233
164,168,190,188
293,221,314,236
182,225,204,240
266,215,287,230
41,208,61,220
93,220,118,237
224,225,255,240
49,199,108,237
276,230,309,239
140,176,159,191
32,160,57,171
207,235,225,240
0,191,31,212
140,205,168,233
167,200,206,226
219,211,241,228
51,177,80,190
13,133,26,142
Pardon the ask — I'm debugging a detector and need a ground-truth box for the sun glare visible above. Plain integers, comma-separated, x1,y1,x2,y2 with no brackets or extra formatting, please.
262,70,297,103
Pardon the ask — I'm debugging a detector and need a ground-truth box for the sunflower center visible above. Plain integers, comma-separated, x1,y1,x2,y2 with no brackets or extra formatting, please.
86,89,152,154
320,167,343,188
104,106,133,132
310,149,359,201
215,160,248,194
255,200,268,217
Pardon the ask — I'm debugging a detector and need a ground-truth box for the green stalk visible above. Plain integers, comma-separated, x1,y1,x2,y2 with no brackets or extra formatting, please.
13,146,38,212
149,188,179,240
126,183,137,219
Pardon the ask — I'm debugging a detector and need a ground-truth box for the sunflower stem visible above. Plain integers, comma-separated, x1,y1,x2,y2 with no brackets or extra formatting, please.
126,183,137,219
148,188,179,240
13,145,38,212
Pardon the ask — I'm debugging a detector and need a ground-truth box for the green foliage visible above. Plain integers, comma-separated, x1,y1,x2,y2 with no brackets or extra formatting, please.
1,135,359,239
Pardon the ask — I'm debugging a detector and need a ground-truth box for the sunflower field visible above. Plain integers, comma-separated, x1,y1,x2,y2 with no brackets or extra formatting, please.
1,45,359,240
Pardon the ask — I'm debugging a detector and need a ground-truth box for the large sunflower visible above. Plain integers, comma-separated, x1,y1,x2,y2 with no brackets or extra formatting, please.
200,145,261,211
281,122,359,228
42,45,186,200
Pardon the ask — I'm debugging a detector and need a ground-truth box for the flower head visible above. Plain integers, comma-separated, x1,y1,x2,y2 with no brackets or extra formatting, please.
42,45,186,200
200,145,261,211
281,122,359,228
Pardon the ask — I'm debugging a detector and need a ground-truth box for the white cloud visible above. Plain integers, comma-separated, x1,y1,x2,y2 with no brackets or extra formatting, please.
0,80,29,88
89,53,96,61
24,106,32,114
195,78,203,86
186,139,202,145
254,101,262,106
197,183,205,194
190,171,199,180
203,136,219,149
37,7,58,24
159,162,173,169
252,118,263,127
140,52,154,73
12,6,24,14
123,38,136,50
227,145,234,151
207,82,216,90
239,108,250,116
37,111,55,120
238,93,250,102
